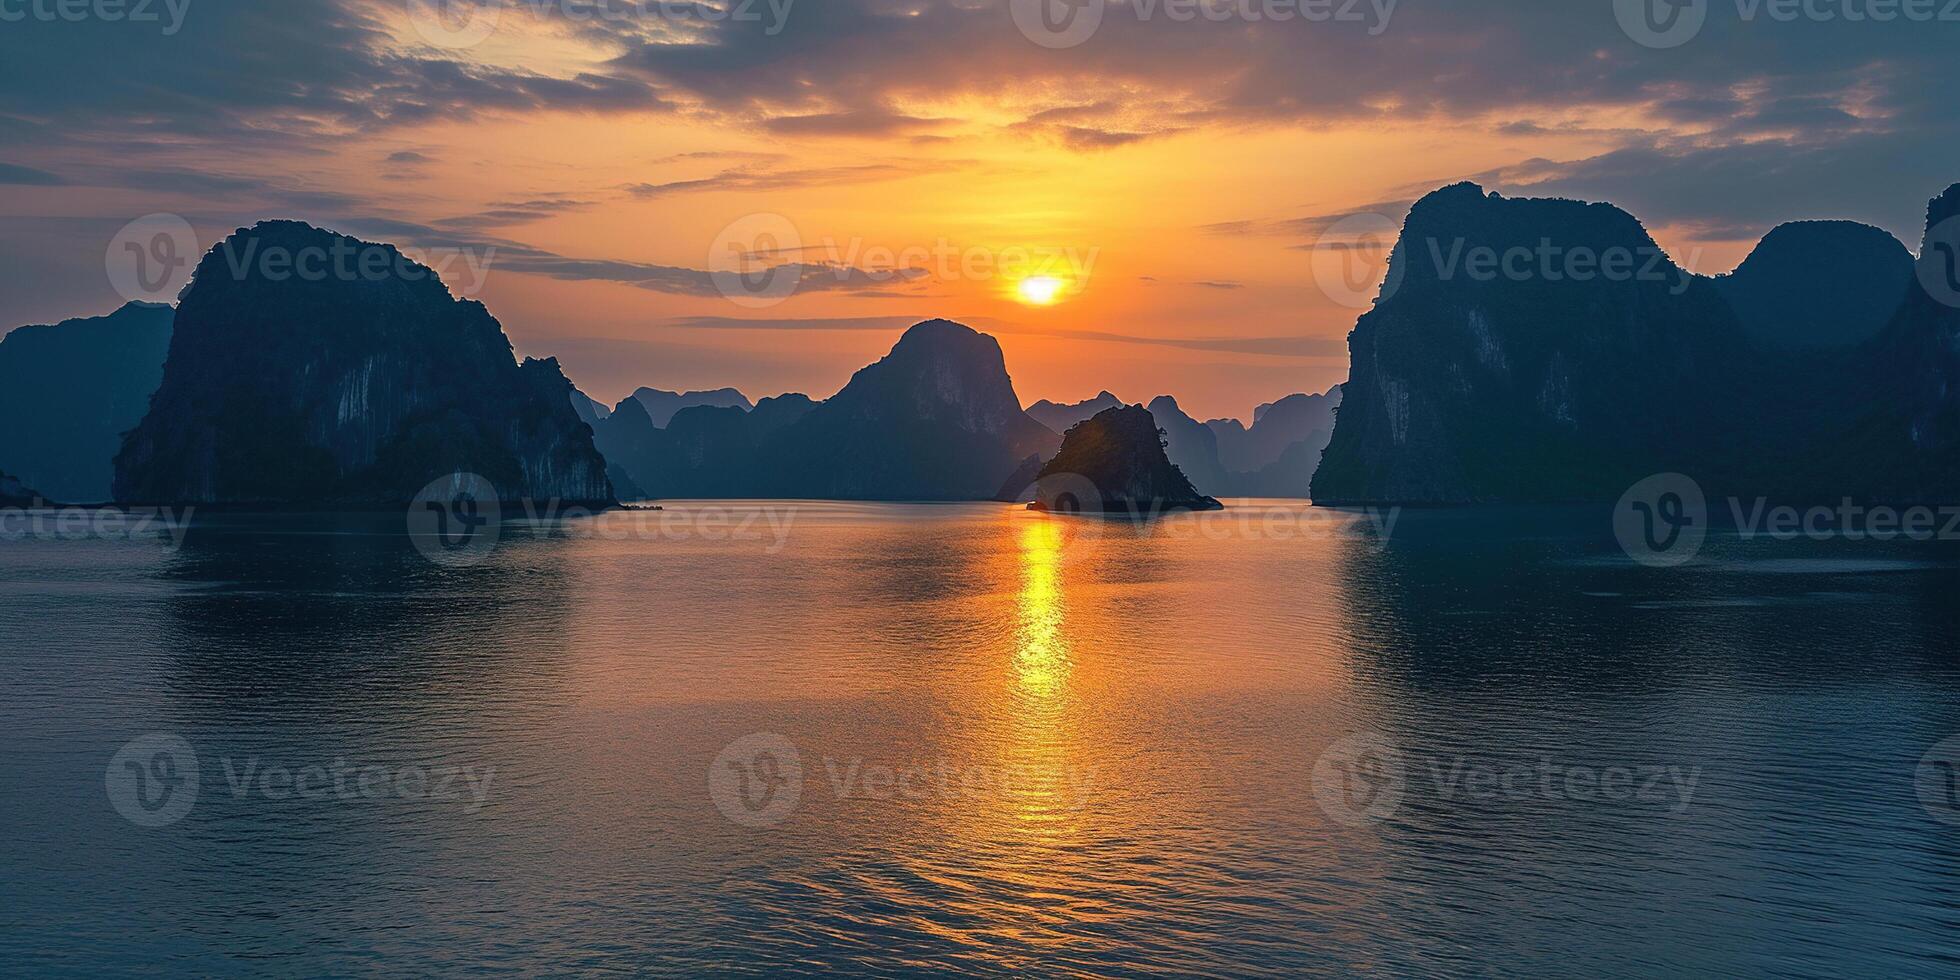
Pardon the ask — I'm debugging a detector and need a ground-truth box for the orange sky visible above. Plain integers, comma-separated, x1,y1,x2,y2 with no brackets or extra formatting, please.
3,0,1943,422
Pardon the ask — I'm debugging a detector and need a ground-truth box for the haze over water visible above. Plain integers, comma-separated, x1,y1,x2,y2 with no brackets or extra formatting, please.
4,503,1959,975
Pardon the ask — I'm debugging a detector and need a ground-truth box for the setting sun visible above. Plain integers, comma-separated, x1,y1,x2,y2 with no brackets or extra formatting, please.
1016,276,1067,306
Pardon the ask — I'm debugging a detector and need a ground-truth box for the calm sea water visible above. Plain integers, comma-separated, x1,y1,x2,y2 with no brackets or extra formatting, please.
3,501,1959,977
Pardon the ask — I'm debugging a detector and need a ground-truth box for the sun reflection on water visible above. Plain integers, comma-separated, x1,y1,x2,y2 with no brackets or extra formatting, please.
1013,520,1074,700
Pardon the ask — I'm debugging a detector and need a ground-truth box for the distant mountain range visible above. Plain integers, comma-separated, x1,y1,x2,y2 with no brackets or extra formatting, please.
1020,388,1340,498
0,302,173,503
625,387,753,428
1313,180,1960,505
596,320,1059,500
113,221,613,507
1027,391,1123,435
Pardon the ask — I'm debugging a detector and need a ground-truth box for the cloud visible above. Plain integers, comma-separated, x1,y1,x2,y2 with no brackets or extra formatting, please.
624,163,911,199
0,162,65,185
667,314,1342,358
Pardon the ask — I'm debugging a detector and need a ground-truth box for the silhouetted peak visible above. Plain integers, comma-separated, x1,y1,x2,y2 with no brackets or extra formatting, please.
1742,221,1908,271
1718,220,1913,349
1926,183,1960,237
890,318,995,356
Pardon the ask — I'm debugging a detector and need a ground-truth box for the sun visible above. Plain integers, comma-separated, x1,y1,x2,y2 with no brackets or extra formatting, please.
1016,275,1067,306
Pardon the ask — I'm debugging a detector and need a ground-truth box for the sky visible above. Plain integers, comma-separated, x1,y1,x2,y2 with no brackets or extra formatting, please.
1,0,1956,422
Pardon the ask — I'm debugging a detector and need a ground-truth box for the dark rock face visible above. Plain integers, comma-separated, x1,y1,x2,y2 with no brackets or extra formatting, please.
627,387,753,428
570,388,612,427
0,469,43,506
113,221,614,507
1312,180,1960,505
1027,390,1122,436
1714,220,1913,349
1846,183,1960,500
595,321,1056,501
1147,395,1230,494
0,302,173,502
1312,183,1763,504
1033,405,1221,513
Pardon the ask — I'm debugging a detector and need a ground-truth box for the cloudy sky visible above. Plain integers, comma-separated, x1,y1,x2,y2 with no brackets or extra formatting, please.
1,0,1954,420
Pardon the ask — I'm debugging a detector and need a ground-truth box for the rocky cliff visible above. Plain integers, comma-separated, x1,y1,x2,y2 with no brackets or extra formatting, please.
1311,183,1766,504
1714,220,1913,350
1032,405,1221,513
1842,183,1960,501
0,302,173,502
113,221,614,507
1311,180,1960,505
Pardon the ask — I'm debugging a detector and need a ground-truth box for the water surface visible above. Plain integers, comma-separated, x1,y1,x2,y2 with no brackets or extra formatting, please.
3,502,1958,976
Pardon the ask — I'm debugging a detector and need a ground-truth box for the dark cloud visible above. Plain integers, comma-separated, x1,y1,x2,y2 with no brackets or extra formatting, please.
0,162,66,185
